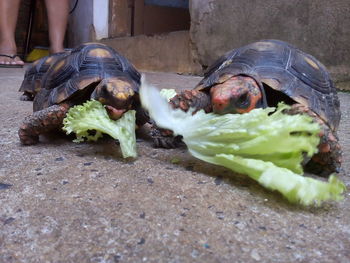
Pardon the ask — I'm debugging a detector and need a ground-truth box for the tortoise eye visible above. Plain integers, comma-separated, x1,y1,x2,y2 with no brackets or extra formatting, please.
236,92,250,107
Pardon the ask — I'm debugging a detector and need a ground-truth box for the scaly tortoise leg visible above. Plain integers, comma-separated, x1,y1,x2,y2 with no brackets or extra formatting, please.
151,89,212,148
169,89,212,113
150,122,184,148
284,103,342,177
18,103,69,145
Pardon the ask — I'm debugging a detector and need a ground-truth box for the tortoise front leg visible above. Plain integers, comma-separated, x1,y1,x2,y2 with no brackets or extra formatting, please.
304,122,342,177
169,89,212,113
284,103,342,176
151,90,212,148
18,104,69,145
150,124,184,148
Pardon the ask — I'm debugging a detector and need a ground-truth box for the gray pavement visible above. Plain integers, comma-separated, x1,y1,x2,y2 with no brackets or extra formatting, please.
0,67,349,263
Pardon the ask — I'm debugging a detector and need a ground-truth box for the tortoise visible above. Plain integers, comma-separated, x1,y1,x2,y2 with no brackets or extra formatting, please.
18,42,148,145
155,39,341,176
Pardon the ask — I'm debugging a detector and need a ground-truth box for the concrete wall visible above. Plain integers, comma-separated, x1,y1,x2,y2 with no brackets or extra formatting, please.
189,0,350,82
67,0,350,83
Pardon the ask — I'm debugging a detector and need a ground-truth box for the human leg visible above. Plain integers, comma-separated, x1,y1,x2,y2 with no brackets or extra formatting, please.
0,0,24,66
44,0,69,54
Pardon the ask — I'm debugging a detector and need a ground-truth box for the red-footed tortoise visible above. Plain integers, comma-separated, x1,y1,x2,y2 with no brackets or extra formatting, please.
155,39,341,176
18,42,148,145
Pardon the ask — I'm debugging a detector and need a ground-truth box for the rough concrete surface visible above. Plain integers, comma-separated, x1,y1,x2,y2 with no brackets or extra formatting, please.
0,67,349,263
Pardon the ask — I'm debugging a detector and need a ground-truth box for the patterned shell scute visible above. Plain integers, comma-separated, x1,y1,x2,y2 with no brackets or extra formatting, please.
39,43,141,107
197,39,340,130
19,52,69,96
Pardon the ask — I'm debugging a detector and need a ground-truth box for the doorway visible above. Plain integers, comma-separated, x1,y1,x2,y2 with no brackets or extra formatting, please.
109,0,190,38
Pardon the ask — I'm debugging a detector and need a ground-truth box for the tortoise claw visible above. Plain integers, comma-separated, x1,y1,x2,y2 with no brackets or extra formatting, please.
170,90,212,113
18,125,39,145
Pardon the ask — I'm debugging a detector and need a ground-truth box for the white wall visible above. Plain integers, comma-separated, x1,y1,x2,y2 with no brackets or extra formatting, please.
93,0,109,40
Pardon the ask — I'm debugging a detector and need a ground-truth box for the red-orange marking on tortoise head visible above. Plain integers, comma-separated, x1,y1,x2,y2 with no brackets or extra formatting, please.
210,75,263,114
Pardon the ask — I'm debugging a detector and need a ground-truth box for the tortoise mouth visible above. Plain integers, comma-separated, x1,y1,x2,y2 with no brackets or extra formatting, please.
105,105,126,120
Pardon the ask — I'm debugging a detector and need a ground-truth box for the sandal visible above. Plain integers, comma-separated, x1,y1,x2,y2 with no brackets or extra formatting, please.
0,54,24,68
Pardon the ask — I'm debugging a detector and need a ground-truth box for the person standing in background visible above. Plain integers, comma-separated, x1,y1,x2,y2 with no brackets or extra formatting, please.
0,0,70,67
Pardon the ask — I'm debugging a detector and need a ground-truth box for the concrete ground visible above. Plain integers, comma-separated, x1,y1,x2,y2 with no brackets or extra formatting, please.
0,67,349,263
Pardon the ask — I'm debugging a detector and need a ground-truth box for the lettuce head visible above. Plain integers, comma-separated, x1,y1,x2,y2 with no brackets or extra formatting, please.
62,100,137,158
140,77,346,205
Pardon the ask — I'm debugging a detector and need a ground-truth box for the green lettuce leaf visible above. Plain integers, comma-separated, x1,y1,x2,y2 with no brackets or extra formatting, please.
62,100,137,158
160,88,178,101
140,77,346,205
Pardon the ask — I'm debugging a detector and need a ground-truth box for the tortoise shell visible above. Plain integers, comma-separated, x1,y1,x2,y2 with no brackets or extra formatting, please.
24,43,141,111
19,51,69,99
196,39,340,131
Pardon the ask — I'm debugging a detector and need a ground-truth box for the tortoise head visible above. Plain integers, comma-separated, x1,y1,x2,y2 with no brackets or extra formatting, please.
91,77,136,120
210,75,266,114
